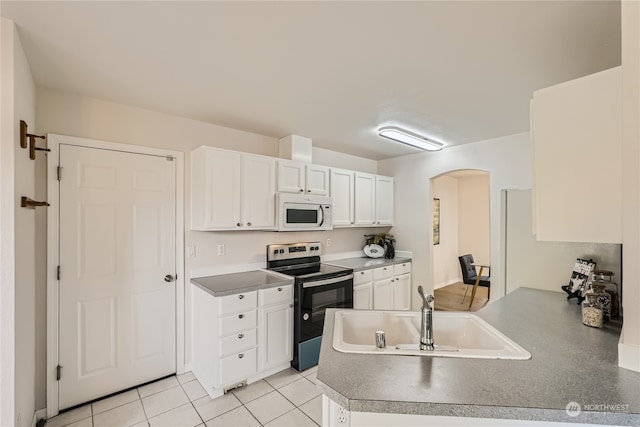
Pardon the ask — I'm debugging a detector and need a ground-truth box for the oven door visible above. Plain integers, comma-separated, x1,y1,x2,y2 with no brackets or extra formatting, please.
297,274,354,343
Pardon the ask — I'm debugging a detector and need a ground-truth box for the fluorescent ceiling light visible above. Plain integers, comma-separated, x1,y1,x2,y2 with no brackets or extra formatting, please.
378,126,444,151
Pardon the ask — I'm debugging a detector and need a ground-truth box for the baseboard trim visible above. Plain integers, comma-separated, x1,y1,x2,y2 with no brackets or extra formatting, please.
618,339,640,372
434,279,459,290
32,408,46,427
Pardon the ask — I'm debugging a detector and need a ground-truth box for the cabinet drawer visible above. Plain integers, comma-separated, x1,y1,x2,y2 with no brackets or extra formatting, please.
220,328,257,357
259,285,293,306
220,310,257,335
354,270,373,286
394,262,411,276
220,347,257,386
219,291,257,315
373,266,393,281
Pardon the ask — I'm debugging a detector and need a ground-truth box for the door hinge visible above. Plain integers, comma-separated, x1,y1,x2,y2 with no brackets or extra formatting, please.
166,155,175,162
56,365,62,381
57,166,62,181
56,265,60,281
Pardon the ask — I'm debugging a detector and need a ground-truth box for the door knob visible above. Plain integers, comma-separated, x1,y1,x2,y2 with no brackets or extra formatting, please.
164,274,176,283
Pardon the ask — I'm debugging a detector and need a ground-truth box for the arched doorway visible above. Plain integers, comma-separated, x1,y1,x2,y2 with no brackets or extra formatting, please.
430,170,491,311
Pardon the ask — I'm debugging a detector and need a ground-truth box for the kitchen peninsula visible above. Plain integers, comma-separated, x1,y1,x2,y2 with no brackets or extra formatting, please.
316,288,640,426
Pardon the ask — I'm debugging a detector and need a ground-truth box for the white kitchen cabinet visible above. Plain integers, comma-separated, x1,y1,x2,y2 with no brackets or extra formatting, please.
191,146,276,231
392,273,411,311
191,284,293,399
258,285,293,372
330,168,355,227
353,270,373,310
354,172,376,226
531,66,622,243
354,172,394,227
375,176,394,226
277,160,330,195
370,263,411,311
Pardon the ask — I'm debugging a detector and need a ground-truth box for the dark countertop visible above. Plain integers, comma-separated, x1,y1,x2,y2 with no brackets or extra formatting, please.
316,288,640,425
191,270,294,297
325,257,411,272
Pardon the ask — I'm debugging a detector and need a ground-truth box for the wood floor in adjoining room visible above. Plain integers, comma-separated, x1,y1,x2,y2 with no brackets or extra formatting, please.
434,282,489,312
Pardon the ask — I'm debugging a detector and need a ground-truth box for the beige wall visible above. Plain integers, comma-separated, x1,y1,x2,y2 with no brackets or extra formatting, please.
1,18,39,427
431,175,459,289
378,132,532,310
457,174,490,266
0,17,17,427
35,88,386,390
505,189,621,294
620,0,640,371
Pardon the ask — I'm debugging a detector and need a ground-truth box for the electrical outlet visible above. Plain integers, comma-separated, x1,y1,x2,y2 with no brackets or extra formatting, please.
186,246,196,258
326,238,331,247
217,244,226,256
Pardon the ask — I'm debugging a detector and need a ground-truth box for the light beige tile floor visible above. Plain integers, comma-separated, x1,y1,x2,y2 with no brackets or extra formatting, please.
44,366,321,427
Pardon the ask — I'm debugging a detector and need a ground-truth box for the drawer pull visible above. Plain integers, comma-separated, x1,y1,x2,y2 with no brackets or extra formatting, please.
238,353,244,359
238,314,244,319
238,294,244,299
360,272,364,275
277,287,282,292
238,333,244,339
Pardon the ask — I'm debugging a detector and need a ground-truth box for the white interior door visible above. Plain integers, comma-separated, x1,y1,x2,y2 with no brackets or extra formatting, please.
58,144,176,409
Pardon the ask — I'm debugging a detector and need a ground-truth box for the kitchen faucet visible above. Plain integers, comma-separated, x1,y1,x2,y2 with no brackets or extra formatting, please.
418,286,435,351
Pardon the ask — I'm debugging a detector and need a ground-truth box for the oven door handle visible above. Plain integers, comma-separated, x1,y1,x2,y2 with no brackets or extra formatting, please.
302,274,354,288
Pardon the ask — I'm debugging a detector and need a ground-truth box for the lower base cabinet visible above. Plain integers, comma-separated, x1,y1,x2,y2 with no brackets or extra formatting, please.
366,262,412,311
191,284,293,398
258,289,293,372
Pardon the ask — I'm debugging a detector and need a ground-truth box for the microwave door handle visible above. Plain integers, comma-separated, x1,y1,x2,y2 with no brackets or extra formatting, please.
318,205,325,226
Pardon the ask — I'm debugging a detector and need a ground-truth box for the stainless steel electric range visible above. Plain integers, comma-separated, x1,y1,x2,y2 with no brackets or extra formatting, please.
266,242,353,371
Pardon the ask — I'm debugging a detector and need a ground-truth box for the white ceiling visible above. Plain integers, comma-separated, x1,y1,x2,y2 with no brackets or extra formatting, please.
1,1,621,160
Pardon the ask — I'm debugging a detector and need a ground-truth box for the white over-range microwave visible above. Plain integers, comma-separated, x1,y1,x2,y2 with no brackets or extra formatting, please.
276,192,333,231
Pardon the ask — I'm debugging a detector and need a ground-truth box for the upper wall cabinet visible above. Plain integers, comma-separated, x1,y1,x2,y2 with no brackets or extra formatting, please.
330,168,355,226
333,171,394,228
277,160,330,196
531,66,622,243
191,146,276,231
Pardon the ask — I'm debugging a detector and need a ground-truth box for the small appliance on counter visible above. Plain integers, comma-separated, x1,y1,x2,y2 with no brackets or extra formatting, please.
266,241,353,371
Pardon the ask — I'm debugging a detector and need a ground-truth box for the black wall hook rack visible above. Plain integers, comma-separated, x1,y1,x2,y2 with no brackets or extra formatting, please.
20,120,48,160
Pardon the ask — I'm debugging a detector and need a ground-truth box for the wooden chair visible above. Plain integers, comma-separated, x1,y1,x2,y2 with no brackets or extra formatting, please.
458,254,490,304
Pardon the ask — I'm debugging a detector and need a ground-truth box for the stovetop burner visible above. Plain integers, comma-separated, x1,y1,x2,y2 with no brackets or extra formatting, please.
266,242,353,280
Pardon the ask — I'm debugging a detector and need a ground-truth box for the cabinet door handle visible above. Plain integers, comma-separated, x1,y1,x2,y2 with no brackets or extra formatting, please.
247,222,252,226
237,222,242,227
299,188,304,192
277,287,282,292
307,189,311,192
238,333,244,339
360,272,364,275
238,353,244,359
238,294,244,299
238,314,244,319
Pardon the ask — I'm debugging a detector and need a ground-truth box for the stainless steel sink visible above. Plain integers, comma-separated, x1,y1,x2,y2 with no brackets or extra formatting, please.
332,310,531,360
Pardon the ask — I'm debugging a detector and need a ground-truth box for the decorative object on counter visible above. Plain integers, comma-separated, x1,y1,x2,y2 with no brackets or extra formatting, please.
561,258,596,303
593,270,619,318
363,244,385,258
590,283,612,321
433,198,440,245
364,233,396,259
582,293,604,328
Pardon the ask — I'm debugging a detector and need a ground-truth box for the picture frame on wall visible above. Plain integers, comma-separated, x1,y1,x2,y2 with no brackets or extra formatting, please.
433,198,440,245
